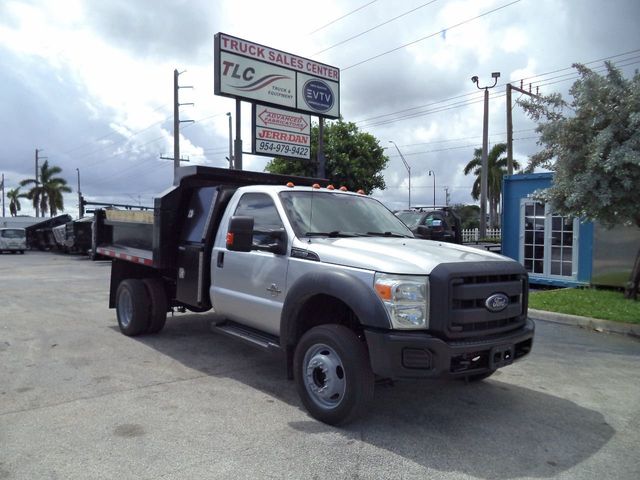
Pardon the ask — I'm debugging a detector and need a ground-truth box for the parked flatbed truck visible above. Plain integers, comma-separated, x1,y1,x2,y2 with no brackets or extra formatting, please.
97,166,534,425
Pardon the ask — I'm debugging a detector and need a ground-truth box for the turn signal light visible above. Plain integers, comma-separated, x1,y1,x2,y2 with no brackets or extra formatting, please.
226,232,234,246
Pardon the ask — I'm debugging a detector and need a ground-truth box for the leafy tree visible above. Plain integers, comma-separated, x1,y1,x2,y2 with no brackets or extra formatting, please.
265,119,388,194
451,204,480,230
20,160,72,217
519,62,640,299
7,187,27,217
463,143,520,227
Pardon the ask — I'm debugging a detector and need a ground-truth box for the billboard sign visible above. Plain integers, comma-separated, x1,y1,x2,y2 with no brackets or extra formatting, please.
253,104,311,160
215,33,340,119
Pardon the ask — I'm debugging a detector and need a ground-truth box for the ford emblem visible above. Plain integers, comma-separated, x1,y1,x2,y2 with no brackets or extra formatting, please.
485,293,509,312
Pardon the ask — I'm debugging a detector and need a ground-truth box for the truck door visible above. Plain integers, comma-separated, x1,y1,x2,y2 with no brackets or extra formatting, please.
211,192,288,336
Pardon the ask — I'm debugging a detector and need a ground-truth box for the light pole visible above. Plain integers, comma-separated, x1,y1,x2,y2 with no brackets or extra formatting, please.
389,141,411,209
428,170,436,207
226,112,233,169
471,71,500,238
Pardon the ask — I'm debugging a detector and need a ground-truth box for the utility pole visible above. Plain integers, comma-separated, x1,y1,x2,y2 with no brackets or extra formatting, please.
76,168,84,218
506,81,540,175
471,72,500,238
169,69,194,182
1,173,5,218
443,186,450,206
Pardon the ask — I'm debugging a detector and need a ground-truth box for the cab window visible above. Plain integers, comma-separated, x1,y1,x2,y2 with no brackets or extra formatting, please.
234,193,284,247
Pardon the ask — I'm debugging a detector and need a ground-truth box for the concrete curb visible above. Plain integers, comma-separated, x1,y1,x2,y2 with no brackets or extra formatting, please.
528,308,640,338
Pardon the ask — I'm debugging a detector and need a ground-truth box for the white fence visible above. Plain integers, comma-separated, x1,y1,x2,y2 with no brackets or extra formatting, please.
461,228,501,243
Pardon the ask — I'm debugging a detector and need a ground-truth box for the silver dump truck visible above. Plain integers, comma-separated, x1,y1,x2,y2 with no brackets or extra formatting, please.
96,166,534,425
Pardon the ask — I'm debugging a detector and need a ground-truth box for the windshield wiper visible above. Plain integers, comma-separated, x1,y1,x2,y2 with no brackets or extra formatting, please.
305,231,358,238
366,231,410,238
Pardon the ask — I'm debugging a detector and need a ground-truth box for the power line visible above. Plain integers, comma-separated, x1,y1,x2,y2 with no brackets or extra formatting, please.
342,0,522,71
354,51,640,130
385,135,538,157
309,0,378,35
61,103,171,156
314,0,440,55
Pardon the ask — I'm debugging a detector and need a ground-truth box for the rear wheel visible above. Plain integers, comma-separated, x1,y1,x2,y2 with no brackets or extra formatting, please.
116,279,150,336
294,324,374,425
143,278,168,334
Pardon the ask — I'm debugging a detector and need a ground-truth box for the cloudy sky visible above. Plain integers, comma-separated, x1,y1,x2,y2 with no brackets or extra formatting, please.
1,0,639,217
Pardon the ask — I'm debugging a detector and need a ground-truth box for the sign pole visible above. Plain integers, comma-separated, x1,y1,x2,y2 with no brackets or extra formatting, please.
318,118,326,178
234,99,243,171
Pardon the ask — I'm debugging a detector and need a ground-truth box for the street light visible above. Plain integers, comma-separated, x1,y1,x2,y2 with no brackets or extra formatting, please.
428,170,436,207
471,71,500,238
389,141,411,209
226,112,233,169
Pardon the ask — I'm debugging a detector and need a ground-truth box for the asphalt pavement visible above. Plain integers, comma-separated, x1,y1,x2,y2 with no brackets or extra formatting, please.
1,251,639,479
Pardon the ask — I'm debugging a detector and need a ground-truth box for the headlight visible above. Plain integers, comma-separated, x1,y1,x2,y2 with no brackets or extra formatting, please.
374,273,429,329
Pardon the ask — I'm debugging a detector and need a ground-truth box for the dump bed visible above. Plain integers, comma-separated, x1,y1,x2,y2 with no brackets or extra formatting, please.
95,209,155,266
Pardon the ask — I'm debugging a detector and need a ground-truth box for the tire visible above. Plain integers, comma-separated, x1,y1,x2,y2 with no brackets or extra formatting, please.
116,279,150,336
294,324,374,426
143,278,168,334
19,250,24,254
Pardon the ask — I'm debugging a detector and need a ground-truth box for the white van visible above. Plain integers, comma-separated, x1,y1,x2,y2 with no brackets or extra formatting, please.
0,228,27,254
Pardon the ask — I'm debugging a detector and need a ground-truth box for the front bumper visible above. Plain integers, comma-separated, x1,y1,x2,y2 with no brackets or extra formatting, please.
365,318,535,379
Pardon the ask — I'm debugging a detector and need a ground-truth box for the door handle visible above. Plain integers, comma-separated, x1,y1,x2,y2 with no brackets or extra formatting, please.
217,251,224,268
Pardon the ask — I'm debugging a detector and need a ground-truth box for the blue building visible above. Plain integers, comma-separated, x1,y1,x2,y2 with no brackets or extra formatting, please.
501,173,638,288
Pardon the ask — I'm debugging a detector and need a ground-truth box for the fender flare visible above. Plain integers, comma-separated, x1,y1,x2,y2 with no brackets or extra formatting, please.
280,270,391,348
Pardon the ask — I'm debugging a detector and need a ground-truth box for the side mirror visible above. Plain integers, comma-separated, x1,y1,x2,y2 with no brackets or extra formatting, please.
253,228,288,255
226,216,254,252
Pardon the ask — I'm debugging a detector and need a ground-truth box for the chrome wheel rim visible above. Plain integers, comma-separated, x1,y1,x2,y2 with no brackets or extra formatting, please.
118,288,133,328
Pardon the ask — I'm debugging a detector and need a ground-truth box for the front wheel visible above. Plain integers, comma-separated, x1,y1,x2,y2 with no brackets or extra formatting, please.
294,324,374,425
116,279,150,336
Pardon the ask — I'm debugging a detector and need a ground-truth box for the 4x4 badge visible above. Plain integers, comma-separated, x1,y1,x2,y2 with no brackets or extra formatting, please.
485,293,509,312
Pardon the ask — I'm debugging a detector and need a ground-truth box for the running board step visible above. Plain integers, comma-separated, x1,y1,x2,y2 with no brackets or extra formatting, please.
212,321,282,352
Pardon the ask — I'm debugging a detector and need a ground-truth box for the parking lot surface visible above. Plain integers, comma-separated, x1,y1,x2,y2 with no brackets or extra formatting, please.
1,252,639,479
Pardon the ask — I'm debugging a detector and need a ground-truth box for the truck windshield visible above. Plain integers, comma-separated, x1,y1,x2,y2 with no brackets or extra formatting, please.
0,229,25,238
279,191,413,238
395,212,423,228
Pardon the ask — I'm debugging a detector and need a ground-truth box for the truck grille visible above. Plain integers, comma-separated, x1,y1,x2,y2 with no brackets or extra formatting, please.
450,274,525,337
429,262,529,340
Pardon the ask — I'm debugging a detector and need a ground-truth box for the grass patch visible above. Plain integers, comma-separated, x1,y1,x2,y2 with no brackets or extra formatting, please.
529,288,640,324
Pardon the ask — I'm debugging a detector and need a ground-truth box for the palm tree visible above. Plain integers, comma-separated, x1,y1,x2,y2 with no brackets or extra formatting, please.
20,160,72,217
463,143,520,228
7,187,27,217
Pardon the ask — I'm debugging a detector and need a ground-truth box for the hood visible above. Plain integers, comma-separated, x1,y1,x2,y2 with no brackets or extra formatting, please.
293,237,508,274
